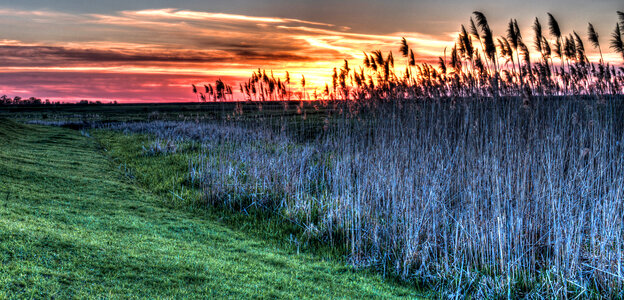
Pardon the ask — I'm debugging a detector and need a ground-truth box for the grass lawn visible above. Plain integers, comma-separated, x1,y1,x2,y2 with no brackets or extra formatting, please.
0,118,420,298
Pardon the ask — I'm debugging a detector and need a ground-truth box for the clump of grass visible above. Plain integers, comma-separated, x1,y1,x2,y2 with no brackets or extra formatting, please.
142,139,178,155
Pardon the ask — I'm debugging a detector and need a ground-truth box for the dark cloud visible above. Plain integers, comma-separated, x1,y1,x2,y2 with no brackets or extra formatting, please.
0,45,224,64
230,49,315,62
0,45,313,67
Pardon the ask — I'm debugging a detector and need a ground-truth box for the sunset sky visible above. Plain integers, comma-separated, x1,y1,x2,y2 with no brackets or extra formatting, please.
0,0,622,102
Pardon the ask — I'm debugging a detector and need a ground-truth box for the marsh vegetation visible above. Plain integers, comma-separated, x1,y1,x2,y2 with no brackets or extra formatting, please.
91,97,622,298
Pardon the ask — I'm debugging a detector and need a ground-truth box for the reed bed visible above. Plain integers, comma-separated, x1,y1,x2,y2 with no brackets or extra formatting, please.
98,97,624,297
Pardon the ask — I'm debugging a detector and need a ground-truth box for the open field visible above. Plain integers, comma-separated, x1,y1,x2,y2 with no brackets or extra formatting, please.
0,118,419,298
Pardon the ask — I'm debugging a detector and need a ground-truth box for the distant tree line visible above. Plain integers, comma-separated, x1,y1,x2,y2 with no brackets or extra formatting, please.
0,95,118,105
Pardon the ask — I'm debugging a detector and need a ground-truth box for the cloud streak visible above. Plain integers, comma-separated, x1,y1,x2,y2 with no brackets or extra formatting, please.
0,44,313,67
124,8,341,28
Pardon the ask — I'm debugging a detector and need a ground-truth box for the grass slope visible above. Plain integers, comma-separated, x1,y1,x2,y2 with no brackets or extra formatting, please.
0,119,418,298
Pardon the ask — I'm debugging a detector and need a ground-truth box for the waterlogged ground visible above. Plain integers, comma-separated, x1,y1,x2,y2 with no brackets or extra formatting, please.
0,119,419,298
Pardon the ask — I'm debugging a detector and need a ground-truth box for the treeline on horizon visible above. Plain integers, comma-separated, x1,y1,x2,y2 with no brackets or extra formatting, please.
0,95,118,106
194,10,624,102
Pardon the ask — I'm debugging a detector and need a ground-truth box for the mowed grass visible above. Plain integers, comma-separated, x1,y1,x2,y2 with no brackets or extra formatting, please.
0,119,420,298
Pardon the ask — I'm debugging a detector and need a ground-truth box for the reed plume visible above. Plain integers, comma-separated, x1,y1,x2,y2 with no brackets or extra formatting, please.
611,23,624,60
473,11,496,68
533,18,543,53
409,50,415,66
548,13,562,39
588,23,603,63
573,31,585,63
399,37,409,57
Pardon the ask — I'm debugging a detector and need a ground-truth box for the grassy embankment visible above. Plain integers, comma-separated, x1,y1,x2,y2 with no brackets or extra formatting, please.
0,119,420,298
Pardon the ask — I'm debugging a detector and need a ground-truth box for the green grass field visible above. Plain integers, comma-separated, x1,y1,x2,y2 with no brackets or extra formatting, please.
0,119,420,298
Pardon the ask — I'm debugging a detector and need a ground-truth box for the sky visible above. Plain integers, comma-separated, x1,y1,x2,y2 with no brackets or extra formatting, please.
0,0,622,102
